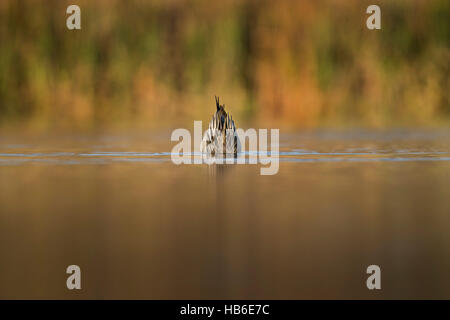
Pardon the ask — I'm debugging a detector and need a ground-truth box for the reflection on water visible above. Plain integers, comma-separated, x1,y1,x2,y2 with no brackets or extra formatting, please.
0,129,449,299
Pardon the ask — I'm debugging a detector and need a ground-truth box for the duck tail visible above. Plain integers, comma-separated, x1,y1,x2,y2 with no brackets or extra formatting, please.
215,95,220,111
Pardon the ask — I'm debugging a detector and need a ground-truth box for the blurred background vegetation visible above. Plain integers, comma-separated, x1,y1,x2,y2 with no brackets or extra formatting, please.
0,0,448,130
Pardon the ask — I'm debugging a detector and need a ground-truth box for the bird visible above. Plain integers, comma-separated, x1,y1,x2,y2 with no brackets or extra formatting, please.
201,96,240,156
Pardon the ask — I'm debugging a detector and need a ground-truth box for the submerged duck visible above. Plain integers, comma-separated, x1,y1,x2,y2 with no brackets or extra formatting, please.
201,96,239,155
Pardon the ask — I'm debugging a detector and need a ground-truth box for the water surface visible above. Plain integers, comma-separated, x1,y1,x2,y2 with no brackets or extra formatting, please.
0,129,449,299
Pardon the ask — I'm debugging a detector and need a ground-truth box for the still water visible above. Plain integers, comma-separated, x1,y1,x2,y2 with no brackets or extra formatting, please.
0,129,449,299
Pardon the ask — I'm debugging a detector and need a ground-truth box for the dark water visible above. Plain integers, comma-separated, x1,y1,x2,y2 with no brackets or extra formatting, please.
0,129,449,299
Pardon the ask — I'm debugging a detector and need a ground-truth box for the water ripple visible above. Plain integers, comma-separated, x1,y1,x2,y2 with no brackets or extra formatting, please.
0,149,449,166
